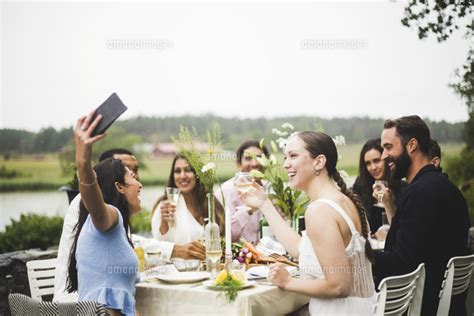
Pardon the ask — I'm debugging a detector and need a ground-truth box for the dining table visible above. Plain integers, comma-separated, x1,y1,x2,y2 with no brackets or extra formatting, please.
135,271,310,316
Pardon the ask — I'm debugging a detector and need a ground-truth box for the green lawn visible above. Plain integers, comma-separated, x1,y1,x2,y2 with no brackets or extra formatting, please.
0,142,464,192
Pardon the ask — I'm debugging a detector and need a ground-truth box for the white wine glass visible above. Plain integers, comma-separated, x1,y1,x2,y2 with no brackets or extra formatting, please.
165,187,180,228
373,180,388,208
234,172,254,212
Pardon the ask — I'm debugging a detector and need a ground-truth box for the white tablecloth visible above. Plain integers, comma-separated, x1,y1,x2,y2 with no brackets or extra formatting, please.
136,279,309,316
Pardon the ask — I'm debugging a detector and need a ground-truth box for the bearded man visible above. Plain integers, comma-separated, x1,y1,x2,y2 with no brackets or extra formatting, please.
373,115,471,316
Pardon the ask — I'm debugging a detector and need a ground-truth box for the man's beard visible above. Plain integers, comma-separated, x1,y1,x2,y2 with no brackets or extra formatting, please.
389,148,412,181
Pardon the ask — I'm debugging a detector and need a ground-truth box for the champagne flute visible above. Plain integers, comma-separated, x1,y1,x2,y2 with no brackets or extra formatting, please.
373,180,388,207
165,187,180,228
234,172,254,212
204,211,222,278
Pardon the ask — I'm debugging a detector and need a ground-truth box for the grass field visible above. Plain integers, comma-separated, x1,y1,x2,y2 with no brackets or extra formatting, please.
0,143,465,192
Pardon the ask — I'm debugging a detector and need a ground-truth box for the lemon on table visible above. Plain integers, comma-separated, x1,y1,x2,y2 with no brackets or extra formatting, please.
230,270,246,284
214,270,228,285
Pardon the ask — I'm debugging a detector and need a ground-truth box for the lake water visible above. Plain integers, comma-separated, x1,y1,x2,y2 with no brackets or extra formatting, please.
0,186,164,232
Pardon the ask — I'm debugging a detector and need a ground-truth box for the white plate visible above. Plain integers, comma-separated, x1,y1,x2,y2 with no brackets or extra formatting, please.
156,272,211,283
203,280,256,290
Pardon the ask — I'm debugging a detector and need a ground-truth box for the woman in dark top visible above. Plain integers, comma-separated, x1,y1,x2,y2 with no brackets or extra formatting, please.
351,138,406,234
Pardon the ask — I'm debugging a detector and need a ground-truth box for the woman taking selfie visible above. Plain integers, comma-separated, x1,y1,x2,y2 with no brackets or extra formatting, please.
67,112,142,316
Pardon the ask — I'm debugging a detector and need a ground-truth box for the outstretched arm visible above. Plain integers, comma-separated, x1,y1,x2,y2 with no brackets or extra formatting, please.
75,111,118,232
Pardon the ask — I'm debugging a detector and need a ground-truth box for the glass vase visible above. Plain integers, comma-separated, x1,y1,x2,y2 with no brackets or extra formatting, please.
204,193,221,276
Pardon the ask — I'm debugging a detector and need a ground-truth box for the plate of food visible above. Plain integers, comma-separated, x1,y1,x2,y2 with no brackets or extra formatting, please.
155,271,211,284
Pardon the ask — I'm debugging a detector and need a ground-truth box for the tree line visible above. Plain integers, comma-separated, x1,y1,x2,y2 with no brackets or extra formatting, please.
0,116,465,155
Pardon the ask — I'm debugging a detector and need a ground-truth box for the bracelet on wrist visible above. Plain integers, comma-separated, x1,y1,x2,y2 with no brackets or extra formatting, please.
77,170,97,187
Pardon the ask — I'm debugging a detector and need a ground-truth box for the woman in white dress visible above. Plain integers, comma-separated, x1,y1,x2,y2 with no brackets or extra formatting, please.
241,131,375,315
151,155,225,244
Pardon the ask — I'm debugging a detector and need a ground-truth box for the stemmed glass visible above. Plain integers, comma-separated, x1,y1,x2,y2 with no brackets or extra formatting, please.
205,225,222,278
373,180,388,208
165,187,180,228
234,172,254,212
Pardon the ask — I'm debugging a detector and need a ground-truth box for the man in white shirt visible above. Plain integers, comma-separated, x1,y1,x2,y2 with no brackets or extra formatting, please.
53,148,205,302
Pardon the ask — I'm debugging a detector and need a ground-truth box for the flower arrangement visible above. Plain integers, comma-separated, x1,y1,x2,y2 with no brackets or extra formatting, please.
172,122,222,194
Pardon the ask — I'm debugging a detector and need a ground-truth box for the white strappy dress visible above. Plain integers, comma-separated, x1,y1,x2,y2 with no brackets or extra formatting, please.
298,199,375,315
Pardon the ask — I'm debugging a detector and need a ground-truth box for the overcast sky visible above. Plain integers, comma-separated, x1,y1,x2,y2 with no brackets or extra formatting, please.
1,1,470,132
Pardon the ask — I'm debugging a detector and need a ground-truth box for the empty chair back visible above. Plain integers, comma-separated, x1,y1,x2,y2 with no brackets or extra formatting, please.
26,258,57,301
436,254,474,316
373,263,425,316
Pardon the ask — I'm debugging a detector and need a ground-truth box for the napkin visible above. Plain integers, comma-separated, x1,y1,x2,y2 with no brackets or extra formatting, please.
256,236,286,256
246,265,298,280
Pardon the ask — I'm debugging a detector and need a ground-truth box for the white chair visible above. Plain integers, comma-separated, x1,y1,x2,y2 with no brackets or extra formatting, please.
26,258,57,301
436,254,474,316
373,263,425,316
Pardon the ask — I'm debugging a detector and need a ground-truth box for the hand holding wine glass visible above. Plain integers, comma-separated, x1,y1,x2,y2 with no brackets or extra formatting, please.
372,180,388,207
234,172,255,212
164,187,180,228
239,182,268,210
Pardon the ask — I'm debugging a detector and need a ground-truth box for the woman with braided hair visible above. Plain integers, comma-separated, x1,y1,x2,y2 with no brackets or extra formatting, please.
240,131,375,315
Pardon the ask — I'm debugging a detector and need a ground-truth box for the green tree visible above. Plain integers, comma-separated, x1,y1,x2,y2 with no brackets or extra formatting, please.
0,129,35,154
59,126,144,188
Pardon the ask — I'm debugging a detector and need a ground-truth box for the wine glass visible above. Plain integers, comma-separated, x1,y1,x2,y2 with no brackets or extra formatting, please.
373,180,388,207
165,187,180,228
205,224,222,278
234,172,254,212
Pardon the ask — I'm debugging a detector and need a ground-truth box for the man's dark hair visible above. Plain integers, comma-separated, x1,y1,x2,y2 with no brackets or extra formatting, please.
99,148,134,162
235,140,269,164
383,115,431,155
428,139,441,160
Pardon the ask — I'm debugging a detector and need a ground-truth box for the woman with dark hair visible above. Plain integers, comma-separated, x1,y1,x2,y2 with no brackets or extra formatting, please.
352,138,406,235
151,155,225,244
240,131,375,315
67,112,142,316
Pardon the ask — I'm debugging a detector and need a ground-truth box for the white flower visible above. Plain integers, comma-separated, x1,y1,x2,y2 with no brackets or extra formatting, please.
333,135,346,147
276,137,288,149
272,128,288,137
281,123,294,130
269,154,277,164
201,162,216,173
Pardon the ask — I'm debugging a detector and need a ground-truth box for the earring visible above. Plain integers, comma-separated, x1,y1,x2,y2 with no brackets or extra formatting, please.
315,169,320,176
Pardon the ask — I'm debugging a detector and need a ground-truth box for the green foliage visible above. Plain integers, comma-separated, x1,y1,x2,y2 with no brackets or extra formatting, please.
446,149,474,186
0,214,63,253
116,115,464,150
446,150,474,226
0,117,465,157
450,49,474,150
0,166,22,179
463,187,474,227
130,210,151,234
218,275,243,302
173,123,222,194
401,0,472,42
58,126,144,188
